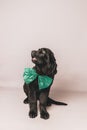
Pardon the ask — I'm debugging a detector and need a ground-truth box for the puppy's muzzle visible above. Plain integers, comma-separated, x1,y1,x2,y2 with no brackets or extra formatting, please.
31,51,37,62
31,50,37,58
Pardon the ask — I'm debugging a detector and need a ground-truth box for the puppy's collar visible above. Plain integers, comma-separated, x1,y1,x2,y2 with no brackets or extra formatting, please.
23,68,53,90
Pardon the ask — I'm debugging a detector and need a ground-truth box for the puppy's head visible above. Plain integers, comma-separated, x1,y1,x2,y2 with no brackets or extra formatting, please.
31,48,57,76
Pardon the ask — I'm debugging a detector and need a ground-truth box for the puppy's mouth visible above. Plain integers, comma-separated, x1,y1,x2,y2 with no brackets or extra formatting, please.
32,57,43,65
32,57,37,62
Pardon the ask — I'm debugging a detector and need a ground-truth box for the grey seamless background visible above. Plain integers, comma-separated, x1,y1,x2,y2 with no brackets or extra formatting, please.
0,0,87,92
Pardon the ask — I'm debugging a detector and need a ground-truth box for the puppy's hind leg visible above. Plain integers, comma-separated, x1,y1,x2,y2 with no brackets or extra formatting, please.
46,100,52,106
23,97,29,104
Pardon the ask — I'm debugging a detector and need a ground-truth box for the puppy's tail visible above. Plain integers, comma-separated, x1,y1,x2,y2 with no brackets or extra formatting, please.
48,97,67,105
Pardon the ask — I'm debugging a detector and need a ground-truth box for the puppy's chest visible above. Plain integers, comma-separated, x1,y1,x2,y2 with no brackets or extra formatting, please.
29,76,53,91
29,77,39,90
23,68,53,90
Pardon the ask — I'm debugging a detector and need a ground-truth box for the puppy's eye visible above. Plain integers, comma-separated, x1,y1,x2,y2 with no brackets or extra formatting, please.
39,50,42,54
42,50,46,54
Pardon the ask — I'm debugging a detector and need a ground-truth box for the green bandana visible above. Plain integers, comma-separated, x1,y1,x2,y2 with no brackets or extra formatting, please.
23,68,53,90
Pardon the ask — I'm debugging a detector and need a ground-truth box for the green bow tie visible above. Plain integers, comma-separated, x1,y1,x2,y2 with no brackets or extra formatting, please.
23,68,53,90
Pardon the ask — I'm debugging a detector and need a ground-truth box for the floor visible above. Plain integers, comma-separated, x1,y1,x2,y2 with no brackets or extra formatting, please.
0,87,87,130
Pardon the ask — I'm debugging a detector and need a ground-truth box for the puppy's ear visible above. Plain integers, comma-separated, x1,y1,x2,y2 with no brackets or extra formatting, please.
48,52,57,75
50,52,56,63
51,63,57,75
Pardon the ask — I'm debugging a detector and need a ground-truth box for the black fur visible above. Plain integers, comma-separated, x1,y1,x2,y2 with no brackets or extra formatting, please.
23,48,67,120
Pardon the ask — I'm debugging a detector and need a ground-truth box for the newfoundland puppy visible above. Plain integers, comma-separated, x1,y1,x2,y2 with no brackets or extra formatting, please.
23,48,67,120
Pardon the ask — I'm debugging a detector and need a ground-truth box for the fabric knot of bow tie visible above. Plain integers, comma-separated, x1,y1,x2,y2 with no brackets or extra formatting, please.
23,68,53,90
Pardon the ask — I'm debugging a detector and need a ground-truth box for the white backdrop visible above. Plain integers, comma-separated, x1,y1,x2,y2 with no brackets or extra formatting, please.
0,0,87,92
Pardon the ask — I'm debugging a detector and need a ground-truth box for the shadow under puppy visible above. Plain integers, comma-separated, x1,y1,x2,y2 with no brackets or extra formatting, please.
23,48,67,120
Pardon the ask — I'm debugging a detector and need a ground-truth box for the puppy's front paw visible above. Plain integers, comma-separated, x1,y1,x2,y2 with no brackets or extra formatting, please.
29,111,37,118
40,111,49,120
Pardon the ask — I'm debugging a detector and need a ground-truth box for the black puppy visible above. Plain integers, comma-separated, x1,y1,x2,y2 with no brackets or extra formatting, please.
23,48,67,120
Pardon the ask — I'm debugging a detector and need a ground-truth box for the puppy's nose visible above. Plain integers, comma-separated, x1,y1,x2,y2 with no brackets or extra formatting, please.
31,50,37,57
